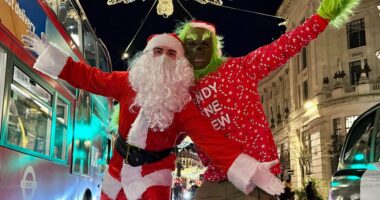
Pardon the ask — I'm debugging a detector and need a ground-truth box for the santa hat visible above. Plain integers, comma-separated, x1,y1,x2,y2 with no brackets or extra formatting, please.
144,33,184,57
189,20,216,34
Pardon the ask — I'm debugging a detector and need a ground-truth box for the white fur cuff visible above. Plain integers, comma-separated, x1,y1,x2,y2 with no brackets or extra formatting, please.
102,171,123,199
121,163,172,200
227,154,259,194
33,44,69,79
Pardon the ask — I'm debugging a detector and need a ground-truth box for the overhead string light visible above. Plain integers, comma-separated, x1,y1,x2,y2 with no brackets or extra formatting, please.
107,0,284,20
107,0,224,17
156,0,174,18
193,0,223,6
111,0,287,60
107,0,137,5
120,0,158,60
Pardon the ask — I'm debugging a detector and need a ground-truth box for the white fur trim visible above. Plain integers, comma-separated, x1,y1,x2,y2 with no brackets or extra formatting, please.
127,109,149,149
102,170,123,199
33,44,69,79
144,34,184,57
227,154,259,195
189,22,216,34
121,163,172,200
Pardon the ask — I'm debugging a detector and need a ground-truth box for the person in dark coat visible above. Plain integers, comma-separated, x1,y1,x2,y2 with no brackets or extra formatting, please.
279,179,294,200
305,181,317,200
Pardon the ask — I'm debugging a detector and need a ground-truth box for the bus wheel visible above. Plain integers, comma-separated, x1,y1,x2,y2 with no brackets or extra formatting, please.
83,189,92,200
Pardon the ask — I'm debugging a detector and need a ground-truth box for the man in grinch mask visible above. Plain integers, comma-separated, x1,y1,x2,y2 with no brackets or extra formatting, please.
175,0,360,199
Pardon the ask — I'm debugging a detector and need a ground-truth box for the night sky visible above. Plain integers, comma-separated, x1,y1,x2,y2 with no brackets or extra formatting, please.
78,0,285,71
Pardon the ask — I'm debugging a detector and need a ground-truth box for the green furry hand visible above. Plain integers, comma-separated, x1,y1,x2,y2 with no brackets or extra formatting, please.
317,0,360,28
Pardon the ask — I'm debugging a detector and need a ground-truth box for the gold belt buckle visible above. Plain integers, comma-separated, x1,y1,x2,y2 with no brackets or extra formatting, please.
124,144,131,164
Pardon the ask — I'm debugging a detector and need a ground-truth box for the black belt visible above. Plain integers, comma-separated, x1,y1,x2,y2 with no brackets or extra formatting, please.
115,134,174,167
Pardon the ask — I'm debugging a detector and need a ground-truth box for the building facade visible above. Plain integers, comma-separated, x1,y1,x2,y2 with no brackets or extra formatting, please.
258,0,380,191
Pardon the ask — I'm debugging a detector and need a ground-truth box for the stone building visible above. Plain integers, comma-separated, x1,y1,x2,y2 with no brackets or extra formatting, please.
258,0,380,191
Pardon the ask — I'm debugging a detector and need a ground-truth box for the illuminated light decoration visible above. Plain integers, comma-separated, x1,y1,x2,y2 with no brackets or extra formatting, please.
121,52,129,60
107,0,223,17
346,175,360,180
193,0,222,5
350,164,367,169
350,164,378,170
303,99,320,120
354,153,365,161
157,0,174,18
278,19,288,26
107,0,136,5
66,9,80,22
331,181,340,187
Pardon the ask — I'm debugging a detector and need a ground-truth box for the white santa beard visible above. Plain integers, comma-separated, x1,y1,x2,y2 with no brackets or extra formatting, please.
129,52,194,131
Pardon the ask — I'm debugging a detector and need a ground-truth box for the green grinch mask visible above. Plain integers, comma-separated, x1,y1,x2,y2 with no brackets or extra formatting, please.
184,27,213,70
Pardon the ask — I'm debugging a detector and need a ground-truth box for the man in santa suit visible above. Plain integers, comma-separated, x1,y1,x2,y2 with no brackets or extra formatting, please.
22,33,284,200
174,0,360,199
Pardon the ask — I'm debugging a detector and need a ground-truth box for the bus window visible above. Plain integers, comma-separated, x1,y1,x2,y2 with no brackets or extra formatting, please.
76,90,91,123
73,138,91,175
100,138,111,172
54,98,69,160
344,111,376,164
83,23,96,66
7,67,52,155
7,99,23,146
13,68,52,105
54,0,82,49
0,48,7,132
45,0,60,14
73,90,92,175
98,43,110,72
93,95,109,123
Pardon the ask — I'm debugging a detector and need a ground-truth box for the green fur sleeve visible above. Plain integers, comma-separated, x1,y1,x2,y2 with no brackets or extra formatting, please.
317,0,360,28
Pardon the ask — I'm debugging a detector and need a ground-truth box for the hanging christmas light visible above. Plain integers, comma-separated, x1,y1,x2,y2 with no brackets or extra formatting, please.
107,0,223,17
193,0,223,6
157,0,174,18
107,0,136,5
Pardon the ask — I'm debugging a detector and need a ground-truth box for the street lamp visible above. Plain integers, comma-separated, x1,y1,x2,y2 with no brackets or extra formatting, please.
375,49,380,60
121,52,129,60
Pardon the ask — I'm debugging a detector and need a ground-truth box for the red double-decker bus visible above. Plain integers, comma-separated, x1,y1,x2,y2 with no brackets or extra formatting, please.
0,0,114,199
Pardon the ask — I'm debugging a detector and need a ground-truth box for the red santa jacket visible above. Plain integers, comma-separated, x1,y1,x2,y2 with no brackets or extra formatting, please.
191,14,329,182
57,59,245,175
32,47,263,198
